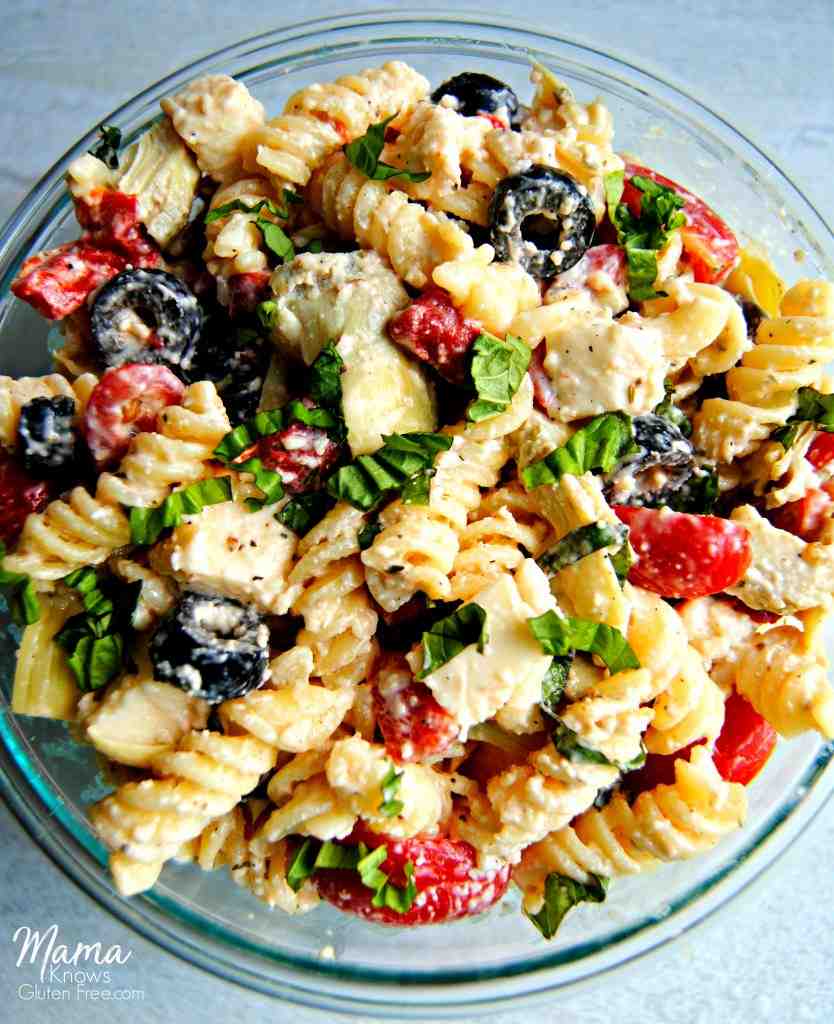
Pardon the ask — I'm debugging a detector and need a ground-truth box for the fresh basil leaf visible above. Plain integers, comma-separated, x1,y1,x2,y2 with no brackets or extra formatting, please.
522,413,636,490
603,170,625,220
379,762,404,817
528,610,640,674
357,843,389,893
0,542,41,625
526,872,609,940
416,602,488,679
303,239,324,254
204,196,292,225
357,516,383,551
128,476,233,545
283,188,303,206
540,656,571,718
310,342,344,409
373,861,417,913
235,457,285,510
467,333,531,423
89,124,122,169
623,246,662,302
774,386,834,448
284,399,339,431
327,432,452,512
662,467,718,515
654,382,692,437
537,522,628,575
344,114,432,184
278,492,334,535
259,219,295,263
314,840,361,871
286,838,319,891
401,468,434,505
214,408,286,462
552,720,617,766
257,300,278,331
609,540,635,583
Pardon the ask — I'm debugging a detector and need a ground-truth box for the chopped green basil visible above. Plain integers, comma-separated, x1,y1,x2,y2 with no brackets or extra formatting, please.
344,114,432,184
526,872,609,940
204,197,295,263
379,763,404,817
257,300,278,331
416,602,488,680
528,609,640,674
0,542,41,625
654,382,692,437
128,476,233,545
327,432,452,512
537,522,629,575
357,516,383,551
540,656,571,718
521,413,635,490
277,492,334,535
467,333,531,422
773,387,834,448
553,721,647,771
309,342,344,410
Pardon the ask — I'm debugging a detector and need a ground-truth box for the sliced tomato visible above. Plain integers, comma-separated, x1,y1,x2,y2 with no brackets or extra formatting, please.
613,506,751,599
74,190,159,268
373,653,459,764
83,364,185,467
622,163,739,284
11,241,126,320
768,488,833,542
712,691,777,785
806,431,834,471
315,825,509,926
0,453,52,548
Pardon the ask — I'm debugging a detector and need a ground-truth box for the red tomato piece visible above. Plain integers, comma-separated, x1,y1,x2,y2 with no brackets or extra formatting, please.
315,825,510,926
373,653,459,764
11,242,126,320
74,190,160,268
0,453,52,548
256,421,342,494
712,691,777,785
227,271,272,319
83,364,185,467
613,505,752,599
768,488,833,542
622,163,739,284
806,431,834,471
387,285,481,383
478,112,508,130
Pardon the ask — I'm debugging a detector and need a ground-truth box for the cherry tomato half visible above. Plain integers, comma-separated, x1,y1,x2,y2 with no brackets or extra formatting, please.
622,163,739,284
768,488,833,543
806,431,834,471
613,505,751,599
712,691,777,785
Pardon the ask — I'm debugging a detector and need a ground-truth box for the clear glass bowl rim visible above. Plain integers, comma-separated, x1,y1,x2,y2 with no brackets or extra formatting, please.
0,9,832,1017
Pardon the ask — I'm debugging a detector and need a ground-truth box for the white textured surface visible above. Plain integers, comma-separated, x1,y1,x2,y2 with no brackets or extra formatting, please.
1,2,833,1021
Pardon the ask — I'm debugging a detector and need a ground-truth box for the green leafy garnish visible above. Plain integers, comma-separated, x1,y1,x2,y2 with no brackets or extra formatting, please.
653,382,692,437
327,432,452,512
528,609,640,674
540,656,571,718
467,333,531,422
537,522,629,575
774,387,834,448
257,300,278,332
0,543,41,625
55,568,141,692
662,468,719,515
310,343,344,410
521,413,636,490
552,721,647,771
344,114,432,184
526,872,609,940
214,408,287,463
277,492,334,535
604,170,686,301
89,124,122,169
286,839,417,914
416,602,488,680
204,197,295,264
379,763,404,817
128,477,233,546
357,516,383,551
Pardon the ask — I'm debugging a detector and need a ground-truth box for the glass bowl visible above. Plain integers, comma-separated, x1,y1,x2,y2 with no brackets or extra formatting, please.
0,10,832,1018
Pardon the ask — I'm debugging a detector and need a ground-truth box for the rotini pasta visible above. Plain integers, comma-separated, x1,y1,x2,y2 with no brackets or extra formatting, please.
0,372,97,445
10,590,81,720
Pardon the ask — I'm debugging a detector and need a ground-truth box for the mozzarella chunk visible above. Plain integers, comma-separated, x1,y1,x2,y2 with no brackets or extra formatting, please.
541,310,665,420
726,505,834,613
408,559,555,737
150,500,296,614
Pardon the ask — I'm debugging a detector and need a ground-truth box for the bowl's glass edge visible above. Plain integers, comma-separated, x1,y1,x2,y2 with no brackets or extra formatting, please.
1,10,833,1012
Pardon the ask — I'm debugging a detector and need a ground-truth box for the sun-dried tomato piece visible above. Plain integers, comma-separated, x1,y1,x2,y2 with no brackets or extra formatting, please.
387,285,481,383
74,190,160,268
11,242,126,320
0,452,52,547
373,653,459,763
256,421,341,494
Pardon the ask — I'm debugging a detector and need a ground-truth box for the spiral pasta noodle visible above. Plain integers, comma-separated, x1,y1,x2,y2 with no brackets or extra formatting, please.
0,371,98,445
280,504,379,688
513,745,747,907
307,152,474,288
733,609,834,739
362,378,532,608
5,382,229,583
693,279,834,461
246,61,429,193
11,590,81,720
203,176,288,280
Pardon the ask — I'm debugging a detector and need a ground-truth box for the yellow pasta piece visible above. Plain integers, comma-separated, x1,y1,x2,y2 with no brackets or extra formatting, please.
11,591,81,720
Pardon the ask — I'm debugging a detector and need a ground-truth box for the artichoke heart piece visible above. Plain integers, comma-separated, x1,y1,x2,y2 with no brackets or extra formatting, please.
117,119,200,246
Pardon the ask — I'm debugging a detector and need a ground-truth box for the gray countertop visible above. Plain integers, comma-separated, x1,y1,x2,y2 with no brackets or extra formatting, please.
1,2,832,1021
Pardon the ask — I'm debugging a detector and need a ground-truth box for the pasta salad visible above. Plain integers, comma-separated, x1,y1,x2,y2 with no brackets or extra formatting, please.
4,59,834,937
